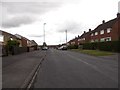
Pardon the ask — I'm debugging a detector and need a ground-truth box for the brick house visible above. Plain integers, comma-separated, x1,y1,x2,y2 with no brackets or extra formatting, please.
78,30,92,45
90,13,120,42
66,13,120,47
67,37,79,46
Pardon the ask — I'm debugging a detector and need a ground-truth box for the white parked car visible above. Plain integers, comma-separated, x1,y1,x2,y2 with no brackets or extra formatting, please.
42,46,48,50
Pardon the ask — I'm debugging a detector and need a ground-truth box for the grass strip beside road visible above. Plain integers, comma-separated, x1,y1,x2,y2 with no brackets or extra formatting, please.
71,49,114,56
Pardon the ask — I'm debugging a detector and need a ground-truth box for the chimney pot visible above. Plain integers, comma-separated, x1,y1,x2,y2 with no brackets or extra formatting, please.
117,13,120,18
102,20,105,24
89,29,91,32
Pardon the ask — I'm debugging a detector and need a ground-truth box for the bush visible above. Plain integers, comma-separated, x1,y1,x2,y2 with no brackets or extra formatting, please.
83,41,120,52
6,40,20,54
67,45,78,49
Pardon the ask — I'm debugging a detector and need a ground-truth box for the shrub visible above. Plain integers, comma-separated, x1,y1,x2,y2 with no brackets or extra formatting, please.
67,45,78,49
83,41,120,52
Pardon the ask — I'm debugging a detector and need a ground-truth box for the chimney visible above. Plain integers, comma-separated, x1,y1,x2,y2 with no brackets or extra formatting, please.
84,31,86,33
117,13,120,18
89,29,91,32
78,35,80,37
102,20,105,24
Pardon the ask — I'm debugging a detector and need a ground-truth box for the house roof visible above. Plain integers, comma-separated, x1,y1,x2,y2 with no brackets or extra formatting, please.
92,18,117,33
78,17,118,39
80,32,90,38
0,30,20,39
31,40,38,45
15,34,31,41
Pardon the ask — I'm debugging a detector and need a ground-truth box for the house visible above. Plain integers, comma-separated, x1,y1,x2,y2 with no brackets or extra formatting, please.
64,13,120,49
78,30,91,45
67,37,79,46
0,30,20,46
15,34,34,47
90,13,120,42
31,40,38,46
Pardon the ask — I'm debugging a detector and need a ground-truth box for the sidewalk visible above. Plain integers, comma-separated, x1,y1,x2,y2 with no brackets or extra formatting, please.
2,50,46,88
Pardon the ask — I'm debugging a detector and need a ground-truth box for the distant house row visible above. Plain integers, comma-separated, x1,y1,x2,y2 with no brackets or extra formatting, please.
0,30,38,56
0,30,38,47
67,13,120,46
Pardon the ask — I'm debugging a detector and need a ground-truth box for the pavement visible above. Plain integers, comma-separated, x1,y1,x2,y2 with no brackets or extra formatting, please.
34,49,118,88
2,50,46,88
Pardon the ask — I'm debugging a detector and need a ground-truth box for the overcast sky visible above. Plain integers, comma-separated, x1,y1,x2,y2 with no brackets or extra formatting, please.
0,0,120,45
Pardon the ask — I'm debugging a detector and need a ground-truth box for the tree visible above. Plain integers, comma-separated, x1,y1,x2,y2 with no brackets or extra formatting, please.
43,42,47,46
6,40,20,54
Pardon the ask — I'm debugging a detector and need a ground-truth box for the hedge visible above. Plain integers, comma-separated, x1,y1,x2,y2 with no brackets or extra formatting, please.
82,41,120,52
67,45,78,49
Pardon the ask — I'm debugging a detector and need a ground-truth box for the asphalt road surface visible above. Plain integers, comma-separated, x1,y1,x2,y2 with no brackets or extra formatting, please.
34,49,118,88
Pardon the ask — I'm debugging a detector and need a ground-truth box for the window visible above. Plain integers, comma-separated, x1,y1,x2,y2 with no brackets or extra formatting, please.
100,30,104,35
91,40,94,42
106,37,111,41
107,28,112,33
95,39,98,42
71,42,75,45
95,32,98,35
91,33,94,36
0,35,3,42
10,37,13,40
100,38,105,42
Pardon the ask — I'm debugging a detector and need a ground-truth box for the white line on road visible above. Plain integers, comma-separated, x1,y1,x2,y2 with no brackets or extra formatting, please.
65,53,118,83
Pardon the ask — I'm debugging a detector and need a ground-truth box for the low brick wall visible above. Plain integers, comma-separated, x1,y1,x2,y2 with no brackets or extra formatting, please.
1,45,8,56
12,46,28,55
1,45,38,56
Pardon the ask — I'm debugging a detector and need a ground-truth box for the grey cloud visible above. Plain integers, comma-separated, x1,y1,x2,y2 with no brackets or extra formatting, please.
118,1,120,13
1,0,81,28
57,21,83,34
28,34,43,38
2,15,35,28
1,1,63,28
2,2,62,14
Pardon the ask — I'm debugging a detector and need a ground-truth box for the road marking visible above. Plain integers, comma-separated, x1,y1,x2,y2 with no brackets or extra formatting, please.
65,53,118,83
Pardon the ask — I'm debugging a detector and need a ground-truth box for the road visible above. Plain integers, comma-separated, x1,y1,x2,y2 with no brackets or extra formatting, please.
34,49,118,88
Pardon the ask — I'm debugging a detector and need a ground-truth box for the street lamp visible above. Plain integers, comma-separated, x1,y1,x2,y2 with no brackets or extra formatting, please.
65,30,67,45
43,23,46,43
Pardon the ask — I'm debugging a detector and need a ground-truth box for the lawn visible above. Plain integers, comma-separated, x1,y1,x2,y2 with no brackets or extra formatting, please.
71,49,114,56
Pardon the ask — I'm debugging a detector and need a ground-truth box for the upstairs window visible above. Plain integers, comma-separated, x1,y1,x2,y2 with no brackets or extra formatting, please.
91,33,94,36
95,32,98,35
107,28,112,33
100,30,104,35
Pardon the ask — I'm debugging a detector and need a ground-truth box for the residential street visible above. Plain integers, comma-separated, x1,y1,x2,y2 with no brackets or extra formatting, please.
34,49,118,88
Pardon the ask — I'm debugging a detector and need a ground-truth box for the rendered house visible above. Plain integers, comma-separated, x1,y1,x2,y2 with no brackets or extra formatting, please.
0,30,20,46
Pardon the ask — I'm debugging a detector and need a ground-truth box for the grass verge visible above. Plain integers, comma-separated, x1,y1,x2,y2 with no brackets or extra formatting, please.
71,49,114,56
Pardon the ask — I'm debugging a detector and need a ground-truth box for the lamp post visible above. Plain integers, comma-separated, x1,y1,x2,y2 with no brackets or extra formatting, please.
65,30,67,45
43,23,46,43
